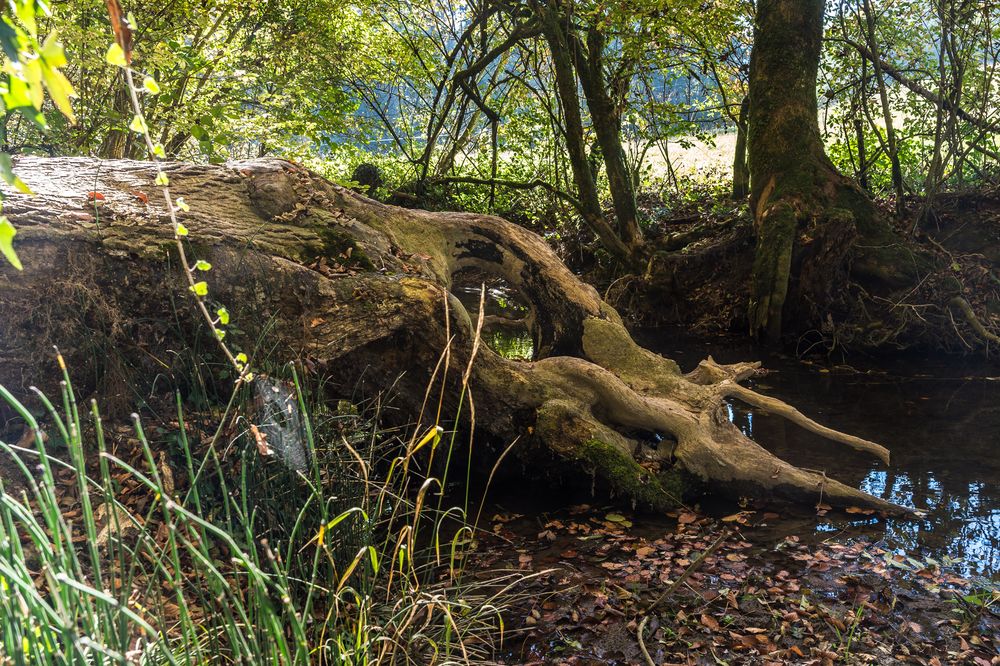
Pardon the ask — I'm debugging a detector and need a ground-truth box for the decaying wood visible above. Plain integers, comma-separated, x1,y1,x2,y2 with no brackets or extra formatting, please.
0,157,914,514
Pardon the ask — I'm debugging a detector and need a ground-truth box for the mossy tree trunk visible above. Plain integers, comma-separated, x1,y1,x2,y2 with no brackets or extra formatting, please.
0,157,911,515
747,0,896,341
732,96,750,200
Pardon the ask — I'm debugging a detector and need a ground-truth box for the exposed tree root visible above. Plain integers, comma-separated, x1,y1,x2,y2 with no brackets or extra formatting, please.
0,157,913,515
949,296,1000,346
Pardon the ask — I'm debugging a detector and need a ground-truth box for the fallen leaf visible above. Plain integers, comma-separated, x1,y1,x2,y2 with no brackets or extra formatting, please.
158,450,174,497
700,613,720,632
250,424,273,456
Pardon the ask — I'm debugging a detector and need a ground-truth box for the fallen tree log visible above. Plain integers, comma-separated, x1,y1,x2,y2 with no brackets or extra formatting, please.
0,157,912,514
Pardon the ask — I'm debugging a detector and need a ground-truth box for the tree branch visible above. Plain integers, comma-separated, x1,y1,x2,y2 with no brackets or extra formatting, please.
836,36,1000,135
431,175,585,213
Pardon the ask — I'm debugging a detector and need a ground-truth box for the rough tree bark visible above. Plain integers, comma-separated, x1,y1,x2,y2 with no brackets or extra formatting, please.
732,96,750,200
0,157,912,515
747,0,909,341
540,8,632,262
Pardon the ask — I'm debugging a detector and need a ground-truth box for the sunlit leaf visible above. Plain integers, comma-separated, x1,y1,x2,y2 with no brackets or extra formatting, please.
105,43,127,67
0,154,31,194
40,65,75,123
0,216,22,270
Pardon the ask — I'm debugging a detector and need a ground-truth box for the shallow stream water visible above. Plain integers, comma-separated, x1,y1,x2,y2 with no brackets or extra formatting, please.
460,276,1000,579
632,329,1000,579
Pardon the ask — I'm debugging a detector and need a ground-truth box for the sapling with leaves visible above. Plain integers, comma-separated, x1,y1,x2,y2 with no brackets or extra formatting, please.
103,0,251,381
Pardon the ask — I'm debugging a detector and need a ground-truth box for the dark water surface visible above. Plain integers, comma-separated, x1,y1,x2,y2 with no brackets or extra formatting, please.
633,329,1000,579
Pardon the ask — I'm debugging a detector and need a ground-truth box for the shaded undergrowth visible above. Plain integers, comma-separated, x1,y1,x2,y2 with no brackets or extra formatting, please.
0,351,523,664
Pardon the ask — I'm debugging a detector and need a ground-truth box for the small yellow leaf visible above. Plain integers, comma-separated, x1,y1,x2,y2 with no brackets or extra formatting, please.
105,43,127,67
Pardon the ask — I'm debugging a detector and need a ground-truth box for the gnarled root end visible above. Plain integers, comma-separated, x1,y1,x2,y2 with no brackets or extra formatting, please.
505,317,914,516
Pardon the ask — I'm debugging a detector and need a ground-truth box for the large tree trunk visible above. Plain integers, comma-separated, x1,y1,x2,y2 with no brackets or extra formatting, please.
0,157,912,515
747,0,903,341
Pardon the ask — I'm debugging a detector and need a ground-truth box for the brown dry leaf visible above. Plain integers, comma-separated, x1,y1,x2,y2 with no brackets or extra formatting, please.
15,427,38,448
635,546,654,558
95,503,143,547
700,613,720,632
158,451,175,497
250,424,273,456
105,0,133,63
846,506,875,515
678,511,698,524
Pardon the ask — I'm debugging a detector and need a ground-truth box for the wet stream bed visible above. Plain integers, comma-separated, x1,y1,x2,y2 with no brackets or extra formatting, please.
468,330,1000,664
632,330,1000,580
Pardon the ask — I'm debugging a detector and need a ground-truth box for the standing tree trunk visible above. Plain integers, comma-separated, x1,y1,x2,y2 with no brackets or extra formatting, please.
732,96,750,200
98,80,131,159
540,6,632,262
747,0,895,341
860,0,905,216
572,27,644,251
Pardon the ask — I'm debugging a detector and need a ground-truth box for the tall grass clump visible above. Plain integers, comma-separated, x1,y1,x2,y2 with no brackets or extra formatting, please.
0,347,522,665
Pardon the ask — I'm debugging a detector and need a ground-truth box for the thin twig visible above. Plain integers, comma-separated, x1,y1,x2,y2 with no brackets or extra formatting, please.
636,615,656,666
646,529,730,612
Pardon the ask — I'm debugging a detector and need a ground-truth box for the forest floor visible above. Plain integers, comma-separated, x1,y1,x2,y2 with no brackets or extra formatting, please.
9,397,997,666
470,501,1000,665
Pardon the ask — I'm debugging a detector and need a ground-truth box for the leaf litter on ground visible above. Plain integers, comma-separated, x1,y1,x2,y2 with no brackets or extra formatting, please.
468,504,1000,665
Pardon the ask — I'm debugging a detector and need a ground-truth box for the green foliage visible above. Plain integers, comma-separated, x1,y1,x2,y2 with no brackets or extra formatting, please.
0,0,76,269
0,365,510,664
1,0,997,262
